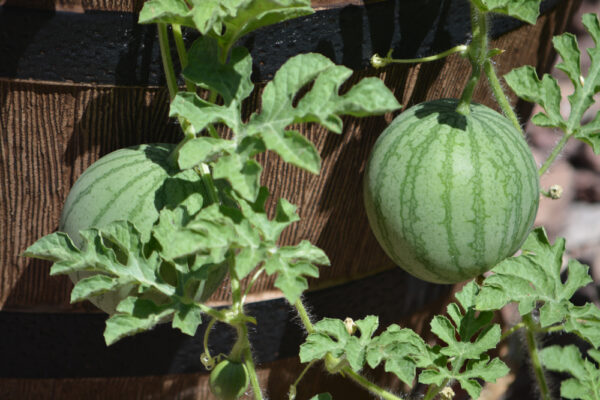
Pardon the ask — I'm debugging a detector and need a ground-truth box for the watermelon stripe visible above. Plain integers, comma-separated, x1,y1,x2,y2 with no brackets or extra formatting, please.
479,117,527,258
61,158,165,227
370,113,424,248
90,167,165,227
364,99,540,284
403,117,446,282
466,118,486,274
439,121,465,279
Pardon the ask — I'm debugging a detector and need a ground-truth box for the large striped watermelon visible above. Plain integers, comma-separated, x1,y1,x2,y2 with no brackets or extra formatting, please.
59,143,226,313
363,99,539,284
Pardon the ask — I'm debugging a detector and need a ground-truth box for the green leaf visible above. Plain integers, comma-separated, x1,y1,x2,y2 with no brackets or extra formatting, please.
177,137,235,170
261,129,321,174
264,241,329,303
541,345,600,400
563,303,600,348
152,206,210,261
299,316,378,371
172,303,204,336
309,394,332,400
420,355,510,399
506,13,600,151
473,0,542,24
105,297,174,345
70,274,118,303
245,53,400,173
170,92,241,135
138,0,196,26
183,37,253,106
212,153,262,201
23,232,81,262
366,324,431,385
504,66,566,130
217,0,314,48
476,227,600,346
417,283,507,397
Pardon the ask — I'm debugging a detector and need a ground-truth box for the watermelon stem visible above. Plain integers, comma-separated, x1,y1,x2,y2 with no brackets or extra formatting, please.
294,298,315,334
288,360,317,399
243,340,265,400
538,132,572,176
171,23,196,93
157,23,179,101
523,313,552,400
457,4,488,115
483,58,524,134
370,45,468,69
340,364,405,400
423,380,450,400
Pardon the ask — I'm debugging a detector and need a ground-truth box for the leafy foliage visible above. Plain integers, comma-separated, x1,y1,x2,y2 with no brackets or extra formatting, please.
23,220,217,345
505,13,600,152
172,46,400,201
139,0,314,47
541,345,600,400
476,228,600,347
418,282,509,398
300,283,508,398
471,0,542,24
299,316,379,371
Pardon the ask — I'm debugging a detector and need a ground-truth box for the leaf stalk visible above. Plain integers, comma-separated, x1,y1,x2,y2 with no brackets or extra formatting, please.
171,24,195,92
371,45,468,68
538,132,572,176
523,314,552,400
483,59,523,134
341,365,405,400
157,23,179,100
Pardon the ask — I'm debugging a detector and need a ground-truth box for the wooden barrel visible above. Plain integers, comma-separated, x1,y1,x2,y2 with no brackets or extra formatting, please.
0,0,580,398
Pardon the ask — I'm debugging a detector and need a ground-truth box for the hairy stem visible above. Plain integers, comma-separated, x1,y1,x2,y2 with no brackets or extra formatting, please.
157,23,178,100
229,252,242,308
294,298,314,334
371,45,467,68
202,317,218,361
423,379,450,400
171,24,195,92
538,133,572,176
343,367,405,400
523,314,552,400
501,322,525,342
243,341,264,400
196,163,220,205
457,4,488,115
289,360,317,399
483,59,523,133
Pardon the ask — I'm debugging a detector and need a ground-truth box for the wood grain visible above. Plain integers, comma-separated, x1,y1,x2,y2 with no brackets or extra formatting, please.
0,0,580,311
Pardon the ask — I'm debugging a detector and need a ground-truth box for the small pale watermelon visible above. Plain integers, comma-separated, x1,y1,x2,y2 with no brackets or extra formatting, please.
59,143,226,313
363,99,539,284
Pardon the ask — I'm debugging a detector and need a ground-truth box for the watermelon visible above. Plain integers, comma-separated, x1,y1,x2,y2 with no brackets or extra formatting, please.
59,143,226,313
363,99,539,284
